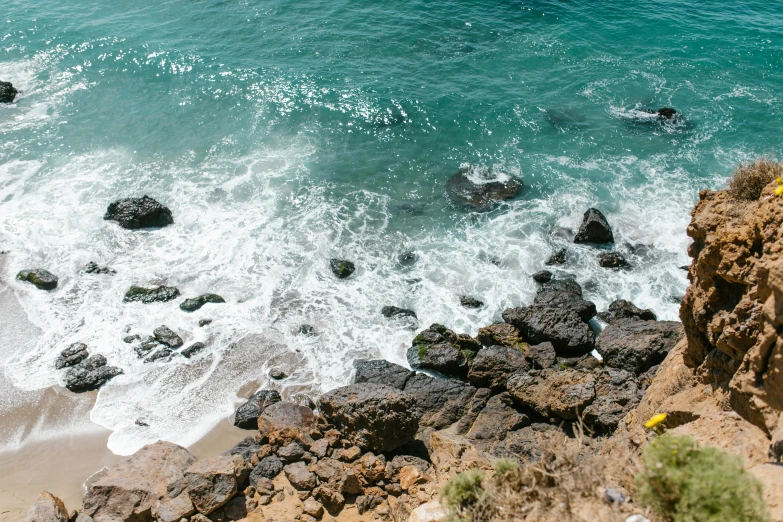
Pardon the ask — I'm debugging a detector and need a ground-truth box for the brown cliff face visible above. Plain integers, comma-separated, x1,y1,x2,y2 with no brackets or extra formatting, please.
681,182,783,434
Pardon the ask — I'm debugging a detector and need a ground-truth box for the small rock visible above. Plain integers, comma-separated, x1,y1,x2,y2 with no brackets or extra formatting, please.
385,455,430,482
356,452,386,483
64,355,123,392
284,462,317,490
154,491,195,522
356,495,383,514
144,347,173,363
123,285,180,304
185,455,248,515
17,269,58,290
277,442,306,462
398,251,418,266
329,259,355,279
381,306,417,319
181,342,206,358
84,261,116,275
269,368,286,380
526,342,557,369
332,446,361,462
179,294,226,312
104,195,173,230
476,323,523,348
199,319,212,327
153,325,183,348
573,208,614,244
25,491,69,522
408,501,448,522
459,296,483,309
54,342,89,369
309,438,329,458
122,335,140,344
531,270,553,283
544,249,567,266
604,487,626,504
399,466,431,491
597,252,630,269
0,81,19,103
250,456,284,483
299,324,316,335
234,390,282,430
313,486,345,514
596,300,656,323
222,496,247,521
303,498,324,519
339,468,364,495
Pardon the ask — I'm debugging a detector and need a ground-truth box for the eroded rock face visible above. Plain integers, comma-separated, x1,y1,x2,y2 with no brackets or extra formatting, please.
104,196,173,230
502,306,594,356
185,455,249,515
507,368,596,420
596,319,682,374
26,491,69,522
446,166,523,212
468,346,528,391
477,323,523,348
234,390,282,430
573,208,614,244
83,441,196,522
257,402,316,444
319,383,418,453
353,359,414,390
17,269,58,290
681,184,783,433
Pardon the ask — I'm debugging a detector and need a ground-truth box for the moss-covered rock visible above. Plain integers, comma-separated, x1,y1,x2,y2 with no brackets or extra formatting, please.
17,269,58,290
179,293,226,312
123,285,180,304
330,258,356,279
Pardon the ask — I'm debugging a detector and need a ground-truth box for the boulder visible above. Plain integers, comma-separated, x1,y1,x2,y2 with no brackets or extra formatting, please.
104,196,173,230
257,402,316,444
533,290,597,323
144,347,173,363
303,498,324,519
407,343,467,377
123,285,180,304
408,501,448,522
185,455,248,515
502,306,595,356
532,270,553,283
459,296,484,308
26,491,69,522
465,393,529,444
221,497,247,521
64,355,122,392
314,458,343,483
313,486,345,514
198,319,212,327
401,373,477,429
526,341,556,369
153,325,183,348
249,456,283,483
468,345,528,391
82,441,195,522
223,437,262,462
153,491,195,522
181,342,206,358
596,299,657,323
557,353,601,370
507,368,596,420
356,452,386,483
540,278,583,296
333,446,362,462
476,323,523,348
54,342,88,369
385,455,430,482
573,208,614,244
596,318,682,374
446,166,523,212
657,107,678,120
381,306,417,319
179,294,225,312
329,259,355,279
597,252,630,269
491,423,566,462
283,462,317,490
84,262,116,275
277,442,306,462
0,80,18,103
17,269,58,290
234,390,282,430
583,368,641,431
545,248,567,266
319,383,418,453
352,359,413,390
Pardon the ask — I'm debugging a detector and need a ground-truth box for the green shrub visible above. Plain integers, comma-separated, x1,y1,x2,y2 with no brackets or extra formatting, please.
635,434,770,522
493,458,520,477
727,159,782,200
441,469,487,520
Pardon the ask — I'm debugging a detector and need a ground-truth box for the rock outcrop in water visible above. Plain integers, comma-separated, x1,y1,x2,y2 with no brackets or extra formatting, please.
573,208,614,244
445,166,523,212
63,353,123,392
180,293,226,312
17,269,58,290
123,285,180,303
104,195,174,230
329,259,355,279
0,81,18,103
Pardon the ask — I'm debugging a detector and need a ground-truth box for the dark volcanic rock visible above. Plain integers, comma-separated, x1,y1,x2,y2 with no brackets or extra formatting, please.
257,401,316,441
224,436,262,461
446,166,523,212
539,278,583,296
398,251,418,266
533,290,597,323
459,295,484,308
507,368,596,420
0,81,18,103
596,318,683,374
298,324,316,335
544,248,567,266
526,342,557,369
329,259,355,279
468,345,528,391
181,342,206,358
64,354,123,392
532,270,553,283
153,325,183,348
596,299,657,323
557,353,601,370
657,107,678,120
104,195,173,230
234,390,282,430
319,383,418,453
491,423,566,462
269,368,286,380
84,261,116,275
179,294,225,312
353,359,413,390
583,368,642,431
144,347,173,363
123,285,180,304
17,269,58,290
465,392,530,445
597,252,630,269
573,208,614,244
55,342,89,369
407,343,467,377
284,462,316,491
402,373,477,429
502,306,595,356
381,306,417,319
250,456,284,483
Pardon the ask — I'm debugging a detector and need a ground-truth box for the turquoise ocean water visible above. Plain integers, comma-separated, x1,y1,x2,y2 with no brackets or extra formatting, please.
1,0,782,454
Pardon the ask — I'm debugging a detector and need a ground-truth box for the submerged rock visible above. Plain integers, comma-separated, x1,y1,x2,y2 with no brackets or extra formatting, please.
398,251,418,266
0,81,18,103
84,261,116,275
597,299,657,323
381,306,417,319
298,324,316,335
123,285,180,304
63,354,122,392
502,305,595,356
573,208,614,244
459,295,484,308
531,270,553,283
181,342,206,358
319,383,418,453
179,293,225,312
17,269,58,290
234,390,282,430
54,342,89,369
597,252,630,268
544,248,567,266
153,325,183,348
329,258,356,279
104,195,174,230
446,166,523,211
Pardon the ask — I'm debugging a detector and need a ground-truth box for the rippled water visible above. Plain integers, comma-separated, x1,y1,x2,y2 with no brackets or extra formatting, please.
2,0,782,454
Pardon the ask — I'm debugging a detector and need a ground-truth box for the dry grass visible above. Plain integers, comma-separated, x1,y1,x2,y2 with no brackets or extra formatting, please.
727,159,783,201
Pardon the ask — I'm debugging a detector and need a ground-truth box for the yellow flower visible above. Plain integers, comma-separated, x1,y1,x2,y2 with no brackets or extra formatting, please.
775,184,783,196
776,177,782,185
644,413,667,429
